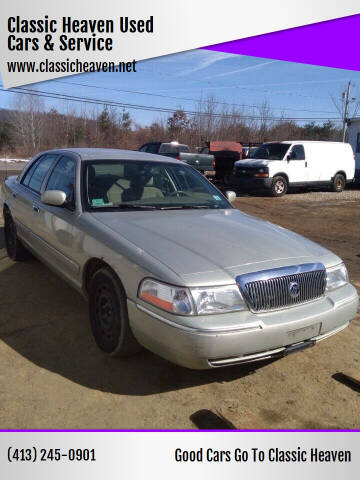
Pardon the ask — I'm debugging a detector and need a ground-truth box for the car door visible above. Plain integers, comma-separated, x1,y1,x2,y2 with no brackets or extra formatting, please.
286,144,308,183
34,154,83,285
12,153,59,249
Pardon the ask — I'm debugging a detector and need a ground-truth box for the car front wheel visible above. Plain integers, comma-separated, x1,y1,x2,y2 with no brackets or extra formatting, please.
89,267,141,356
270,176,288,197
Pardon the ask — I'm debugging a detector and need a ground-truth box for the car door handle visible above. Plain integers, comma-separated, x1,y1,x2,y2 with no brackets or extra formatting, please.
32,205,40,213
305,161,308,167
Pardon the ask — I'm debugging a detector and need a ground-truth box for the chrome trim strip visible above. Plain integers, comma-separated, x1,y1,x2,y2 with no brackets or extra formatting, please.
209,346,286,367
135,303,260,334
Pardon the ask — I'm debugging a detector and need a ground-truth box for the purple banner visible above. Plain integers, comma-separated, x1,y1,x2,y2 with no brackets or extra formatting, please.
203,14,360,71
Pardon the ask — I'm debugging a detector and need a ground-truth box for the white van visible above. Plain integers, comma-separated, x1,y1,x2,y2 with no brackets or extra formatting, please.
233,141,355,196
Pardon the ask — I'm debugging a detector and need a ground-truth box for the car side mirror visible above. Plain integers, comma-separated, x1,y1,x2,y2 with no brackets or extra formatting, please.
286,154,291,162
225,191,236,203
41,190,67,207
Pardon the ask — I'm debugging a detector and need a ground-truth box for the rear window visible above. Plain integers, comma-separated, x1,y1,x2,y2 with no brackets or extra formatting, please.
159,143,189,154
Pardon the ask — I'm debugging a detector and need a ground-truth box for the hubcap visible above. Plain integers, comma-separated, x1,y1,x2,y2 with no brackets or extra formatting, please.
275,180,284,194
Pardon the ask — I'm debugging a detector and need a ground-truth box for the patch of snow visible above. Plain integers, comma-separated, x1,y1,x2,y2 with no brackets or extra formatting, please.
0,158,29,163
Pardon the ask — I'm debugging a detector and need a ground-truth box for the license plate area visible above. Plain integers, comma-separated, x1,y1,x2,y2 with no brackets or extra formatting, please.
287,322,321,343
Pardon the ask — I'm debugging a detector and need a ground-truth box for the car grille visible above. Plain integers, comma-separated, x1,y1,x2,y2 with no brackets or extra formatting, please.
236,263,326,313
234,166,257,178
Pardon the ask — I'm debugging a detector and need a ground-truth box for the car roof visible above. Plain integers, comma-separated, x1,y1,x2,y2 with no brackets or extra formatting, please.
37,148,181,164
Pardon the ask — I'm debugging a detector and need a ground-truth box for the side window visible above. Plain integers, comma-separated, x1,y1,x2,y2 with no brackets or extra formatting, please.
139,145,148,152
147,143,159,154
45,156,76,207
22,154,58,193
290,145,305,160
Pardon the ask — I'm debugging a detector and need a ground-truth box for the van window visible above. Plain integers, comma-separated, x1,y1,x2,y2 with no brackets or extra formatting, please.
289,145,305,160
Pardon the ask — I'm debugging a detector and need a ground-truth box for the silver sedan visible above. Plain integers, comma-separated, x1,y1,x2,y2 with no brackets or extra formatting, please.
0,148,358,368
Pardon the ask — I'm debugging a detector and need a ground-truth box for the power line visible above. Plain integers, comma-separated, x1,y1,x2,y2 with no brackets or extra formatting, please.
1,86,343,123
139,66,345,102
54,79,340,115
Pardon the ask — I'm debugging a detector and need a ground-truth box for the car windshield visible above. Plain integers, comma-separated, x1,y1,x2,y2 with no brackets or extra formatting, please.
83,160,231,210
250,143,290,160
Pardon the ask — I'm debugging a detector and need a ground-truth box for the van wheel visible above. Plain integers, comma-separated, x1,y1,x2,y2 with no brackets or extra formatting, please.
332,174,345,192
89,267,142,357
270,176,288,197
3,210,31,261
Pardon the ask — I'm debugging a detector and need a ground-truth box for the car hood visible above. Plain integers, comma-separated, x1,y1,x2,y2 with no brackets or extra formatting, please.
235,159,273,168
90,209,339,286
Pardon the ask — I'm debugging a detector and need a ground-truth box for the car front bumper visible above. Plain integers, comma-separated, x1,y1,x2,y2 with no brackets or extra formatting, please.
128,283,359,369
231,175,272,189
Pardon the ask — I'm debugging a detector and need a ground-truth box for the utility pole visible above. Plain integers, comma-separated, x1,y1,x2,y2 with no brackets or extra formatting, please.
342,81,351,142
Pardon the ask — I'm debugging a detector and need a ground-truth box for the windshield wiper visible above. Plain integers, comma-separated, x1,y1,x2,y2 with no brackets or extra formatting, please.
159,205,212,210
110,204,158,210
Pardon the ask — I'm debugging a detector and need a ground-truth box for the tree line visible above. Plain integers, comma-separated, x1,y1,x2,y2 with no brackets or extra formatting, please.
0,93,343,158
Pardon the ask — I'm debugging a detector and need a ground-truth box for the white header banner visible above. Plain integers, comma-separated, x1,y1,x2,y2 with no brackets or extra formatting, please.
0,0,359,87
1,431,359,479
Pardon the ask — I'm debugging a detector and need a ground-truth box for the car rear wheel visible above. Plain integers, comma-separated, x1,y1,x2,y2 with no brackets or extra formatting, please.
4,209,31,261
332,174,345,193
270,176,288,197
89,267,141,356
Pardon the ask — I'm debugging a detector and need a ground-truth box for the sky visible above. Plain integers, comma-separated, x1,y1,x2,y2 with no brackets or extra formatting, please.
1,49,360,126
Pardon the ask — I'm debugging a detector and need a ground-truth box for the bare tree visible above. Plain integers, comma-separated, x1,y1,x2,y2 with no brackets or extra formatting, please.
257,99,273,142
9,91,45,155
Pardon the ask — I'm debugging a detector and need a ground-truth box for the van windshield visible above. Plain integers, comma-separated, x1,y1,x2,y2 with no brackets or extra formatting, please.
250,143,290,160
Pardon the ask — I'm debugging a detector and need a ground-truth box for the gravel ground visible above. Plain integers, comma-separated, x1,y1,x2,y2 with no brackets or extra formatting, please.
0,188,359,429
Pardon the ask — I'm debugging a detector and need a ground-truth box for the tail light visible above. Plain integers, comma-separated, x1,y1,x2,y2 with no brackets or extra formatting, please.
212,159,216,169
176,155,181,160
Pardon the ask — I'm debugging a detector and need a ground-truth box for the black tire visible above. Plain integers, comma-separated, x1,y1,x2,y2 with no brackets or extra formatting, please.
223,172,232,185
3,209,31,261
270,176,288,197
332,174,345,193
89,267,141,356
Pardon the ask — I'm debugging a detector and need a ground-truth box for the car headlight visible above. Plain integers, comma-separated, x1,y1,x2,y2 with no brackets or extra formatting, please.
191,285,247,314
139,279,247,315
326,263,349,292
139,279,194,315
